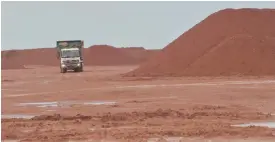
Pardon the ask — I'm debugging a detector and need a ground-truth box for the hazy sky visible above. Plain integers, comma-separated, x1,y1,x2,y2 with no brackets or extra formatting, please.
2,1,275,50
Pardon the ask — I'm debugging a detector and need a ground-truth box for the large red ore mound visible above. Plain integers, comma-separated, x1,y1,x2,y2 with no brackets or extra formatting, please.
125,8,275,77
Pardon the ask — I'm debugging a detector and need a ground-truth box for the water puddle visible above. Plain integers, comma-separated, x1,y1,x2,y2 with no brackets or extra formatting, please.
21,129,34,133
16,101,117,108
89,126,148,131
2,140,20,142
232,122,275,128
147,137,183,142
83,101,116,105
16,102,59,108
67,139,115,142
1,114,35,119
147,138,160,142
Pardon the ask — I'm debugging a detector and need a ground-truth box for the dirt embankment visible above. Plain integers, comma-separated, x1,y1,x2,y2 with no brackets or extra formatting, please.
125,8,275,77
120,47,160,63
1,48,58,70
84,45,142,66
1,45,160,69
1,50,24,69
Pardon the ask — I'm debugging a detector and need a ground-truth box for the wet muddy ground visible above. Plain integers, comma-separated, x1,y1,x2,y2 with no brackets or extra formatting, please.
2,66,275,141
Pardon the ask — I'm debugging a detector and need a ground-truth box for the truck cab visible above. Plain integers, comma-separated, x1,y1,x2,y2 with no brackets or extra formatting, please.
56,40,84,73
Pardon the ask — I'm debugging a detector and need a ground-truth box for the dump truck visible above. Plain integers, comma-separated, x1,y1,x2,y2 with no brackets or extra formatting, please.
56,40,84,73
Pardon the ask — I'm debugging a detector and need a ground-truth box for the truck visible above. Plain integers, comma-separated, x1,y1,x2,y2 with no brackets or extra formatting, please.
56,40,84,73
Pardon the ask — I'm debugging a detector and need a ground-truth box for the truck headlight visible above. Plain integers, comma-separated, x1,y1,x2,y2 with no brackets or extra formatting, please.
61,64,66,67
77,63,81,66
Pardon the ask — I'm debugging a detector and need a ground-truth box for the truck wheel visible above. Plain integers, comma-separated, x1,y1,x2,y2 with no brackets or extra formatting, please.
80,64,83,72
74,68,79,72
61,68,67,73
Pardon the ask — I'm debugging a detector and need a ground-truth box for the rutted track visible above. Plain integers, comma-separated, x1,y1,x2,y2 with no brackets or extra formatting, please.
3,79,275,98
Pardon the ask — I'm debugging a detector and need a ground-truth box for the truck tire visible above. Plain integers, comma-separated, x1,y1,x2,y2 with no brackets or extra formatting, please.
76,64,83,72
61,68,67,73
74,68,79,72
80,63,83,72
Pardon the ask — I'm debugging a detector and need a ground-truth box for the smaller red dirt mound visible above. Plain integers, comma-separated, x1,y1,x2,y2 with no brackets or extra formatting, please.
84,45,141,65
1,46,159,68
120,47,147,61
1,48,59,69
1,50,26,70
119,47,160,64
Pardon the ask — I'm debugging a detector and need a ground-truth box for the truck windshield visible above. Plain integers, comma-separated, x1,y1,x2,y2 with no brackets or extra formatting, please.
61,50,80,58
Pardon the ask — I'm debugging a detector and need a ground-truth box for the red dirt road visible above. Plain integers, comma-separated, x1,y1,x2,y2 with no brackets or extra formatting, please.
2,66,275,141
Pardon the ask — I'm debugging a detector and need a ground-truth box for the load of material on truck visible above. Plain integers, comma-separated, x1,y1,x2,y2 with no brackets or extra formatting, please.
56,40,84,73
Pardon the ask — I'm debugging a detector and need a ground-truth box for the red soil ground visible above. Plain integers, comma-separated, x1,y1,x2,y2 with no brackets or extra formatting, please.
2,66,275,141
125,8,275,77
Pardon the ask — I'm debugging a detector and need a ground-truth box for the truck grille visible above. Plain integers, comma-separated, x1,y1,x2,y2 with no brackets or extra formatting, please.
64,60,78,65
70,60,78,63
